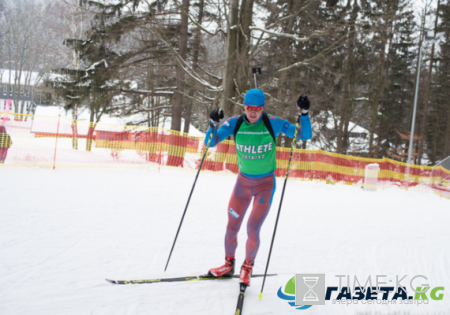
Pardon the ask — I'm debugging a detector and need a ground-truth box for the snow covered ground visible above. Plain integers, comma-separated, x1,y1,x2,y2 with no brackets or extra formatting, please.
1,167,449,315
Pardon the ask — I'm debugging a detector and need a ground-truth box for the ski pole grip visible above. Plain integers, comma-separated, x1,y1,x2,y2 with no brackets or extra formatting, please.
252,67,261,89
252,67,261,74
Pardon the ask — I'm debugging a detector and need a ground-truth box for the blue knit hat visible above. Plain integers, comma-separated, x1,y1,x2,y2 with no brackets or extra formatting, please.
244,89,265,107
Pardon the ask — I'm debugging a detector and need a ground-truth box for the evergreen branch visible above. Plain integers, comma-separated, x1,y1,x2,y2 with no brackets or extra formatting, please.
249,31,265,60
120,88,175,96
196,91,216,101
131,105,173,112
197,65,222,81
261,92,284,104
263,1,314,30
137,21,222,92
173,0,226,36
229,97,243,107
249,26,316,42
261,32,349,88
177,90,212,105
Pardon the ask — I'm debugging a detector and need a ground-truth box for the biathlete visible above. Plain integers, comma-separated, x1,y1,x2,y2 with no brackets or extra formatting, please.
205,89,312,286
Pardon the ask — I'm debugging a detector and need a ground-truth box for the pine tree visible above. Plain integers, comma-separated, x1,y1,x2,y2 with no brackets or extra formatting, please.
418,0,441,164
50,0,175,151
429,0,450,162
378,0,417,160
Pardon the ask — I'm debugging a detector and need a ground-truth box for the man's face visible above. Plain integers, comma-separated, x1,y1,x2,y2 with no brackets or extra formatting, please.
244,105,263,124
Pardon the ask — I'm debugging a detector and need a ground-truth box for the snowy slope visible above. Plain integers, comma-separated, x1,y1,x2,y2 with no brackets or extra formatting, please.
0,167,449,315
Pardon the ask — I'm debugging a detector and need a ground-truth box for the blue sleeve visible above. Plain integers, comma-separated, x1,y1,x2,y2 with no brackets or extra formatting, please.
204,116,238,147
270,115,312,141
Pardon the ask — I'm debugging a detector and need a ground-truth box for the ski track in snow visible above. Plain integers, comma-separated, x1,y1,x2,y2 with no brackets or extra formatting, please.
0,167,449,315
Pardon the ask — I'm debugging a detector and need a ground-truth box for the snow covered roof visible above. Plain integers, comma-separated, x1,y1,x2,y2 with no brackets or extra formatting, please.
0,69,42,86
306,111,377,152
325,113,369,135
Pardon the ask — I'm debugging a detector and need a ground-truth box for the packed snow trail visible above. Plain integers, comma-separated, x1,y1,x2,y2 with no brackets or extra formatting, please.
0,167,449,315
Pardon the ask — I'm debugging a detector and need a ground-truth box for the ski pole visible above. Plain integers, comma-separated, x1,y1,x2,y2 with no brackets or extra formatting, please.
252,67,262,89
164,119,219,272
258,118,300,300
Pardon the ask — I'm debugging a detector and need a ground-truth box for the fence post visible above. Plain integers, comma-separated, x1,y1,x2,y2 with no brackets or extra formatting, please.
53,115,61,170
158,127,163,173
318,149,321,181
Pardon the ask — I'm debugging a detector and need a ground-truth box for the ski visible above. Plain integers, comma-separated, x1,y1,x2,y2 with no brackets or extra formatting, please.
105,273,276,285
235,283,247,315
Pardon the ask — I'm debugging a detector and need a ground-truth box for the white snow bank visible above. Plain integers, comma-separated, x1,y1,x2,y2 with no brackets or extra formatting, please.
0,167,449,315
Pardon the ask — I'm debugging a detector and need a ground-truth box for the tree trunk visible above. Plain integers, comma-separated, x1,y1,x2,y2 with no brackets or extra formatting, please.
72,105,79,150
444,106,450,157
168,0,190,167
368,32,388,157
405,11,427,162
395,81,405,161
376,25,394,157
86,107,95,152
418,0,441,165
220,0,239,120
236,0,254,96
276,0,298,148
184,0,204,134
337,0,358,154
13,70,22,121
431,112,440,164
183,91,194,134
342,117,351,153
19,72,31,119
171,0,190,132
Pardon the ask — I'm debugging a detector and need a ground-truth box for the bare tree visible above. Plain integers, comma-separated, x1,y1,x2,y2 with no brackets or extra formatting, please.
1,0,47,119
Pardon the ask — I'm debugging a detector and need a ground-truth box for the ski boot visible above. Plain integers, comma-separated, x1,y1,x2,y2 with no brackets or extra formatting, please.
239,260,254,286
208,257,235,277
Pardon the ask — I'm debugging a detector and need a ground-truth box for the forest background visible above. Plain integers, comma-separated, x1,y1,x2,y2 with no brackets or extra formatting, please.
1,0,449,166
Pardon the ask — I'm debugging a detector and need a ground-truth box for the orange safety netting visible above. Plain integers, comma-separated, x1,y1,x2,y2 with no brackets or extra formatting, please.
1,112,449,197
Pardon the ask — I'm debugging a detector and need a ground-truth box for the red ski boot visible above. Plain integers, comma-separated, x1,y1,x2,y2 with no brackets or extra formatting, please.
208,257,235,277
239,260,254,286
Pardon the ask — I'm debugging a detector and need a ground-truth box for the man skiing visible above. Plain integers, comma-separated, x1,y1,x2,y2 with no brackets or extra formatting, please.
205,89,312,286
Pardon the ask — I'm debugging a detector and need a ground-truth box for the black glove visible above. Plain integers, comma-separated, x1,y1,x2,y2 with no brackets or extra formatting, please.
209,108,224,125
296,95,310,116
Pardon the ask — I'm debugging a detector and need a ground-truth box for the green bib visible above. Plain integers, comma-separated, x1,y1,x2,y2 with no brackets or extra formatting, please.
235,119,277,175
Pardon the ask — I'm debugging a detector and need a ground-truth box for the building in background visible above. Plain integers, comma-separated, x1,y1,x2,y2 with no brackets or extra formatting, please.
0,69,46,116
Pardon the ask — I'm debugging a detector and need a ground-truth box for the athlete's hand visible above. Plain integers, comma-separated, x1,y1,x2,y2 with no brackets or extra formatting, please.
209,108,224,125
296,95,310,116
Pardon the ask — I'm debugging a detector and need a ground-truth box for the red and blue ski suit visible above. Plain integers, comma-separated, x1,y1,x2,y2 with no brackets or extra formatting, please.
204,114,312,263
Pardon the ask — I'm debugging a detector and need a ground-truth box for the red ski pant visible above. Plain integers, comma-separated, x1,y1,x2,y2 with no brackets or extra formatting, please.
225,172,276,263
